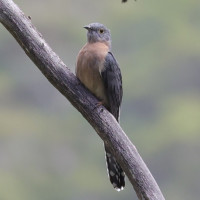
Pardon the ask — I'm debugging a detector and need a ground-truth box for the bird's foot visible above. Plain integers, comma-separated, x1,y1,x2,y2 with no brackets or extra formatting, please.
93,101,104,111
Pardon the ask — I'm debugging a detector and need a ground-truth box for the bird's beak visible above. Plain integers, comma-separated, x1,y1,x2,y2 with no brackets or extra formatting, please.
83,25,90,30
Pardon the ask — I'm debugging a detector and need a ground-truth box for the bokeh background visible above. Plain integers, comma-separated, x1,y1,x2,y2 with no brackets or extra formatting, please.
1,0,200,199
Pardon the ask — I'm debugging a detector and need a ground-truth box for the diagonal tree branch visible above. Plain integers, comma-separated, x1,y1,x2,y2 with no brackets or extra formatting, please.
0,0,165,199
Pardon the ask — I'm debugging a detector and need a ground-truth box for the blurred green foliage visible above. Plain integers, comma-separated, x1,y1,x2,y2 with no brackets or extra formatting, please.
0,0,200,199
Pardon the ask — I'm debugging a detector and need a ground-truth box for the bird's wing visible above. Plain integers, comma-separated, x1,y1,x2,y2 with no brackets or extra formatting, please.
101,52,123,121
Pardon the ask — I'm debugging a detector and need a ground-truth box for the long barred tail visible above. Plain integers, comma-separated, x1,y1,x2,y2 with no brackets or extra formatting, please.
105,145,125,191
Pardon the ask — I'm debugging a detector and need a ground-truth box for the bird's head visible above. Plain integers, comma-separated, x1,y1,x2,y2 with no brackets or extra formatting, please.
84,23,111,48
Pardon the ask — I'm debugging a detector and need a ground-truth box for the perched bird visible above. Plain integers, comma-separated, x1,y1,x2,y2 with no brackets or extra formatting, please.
76,23,124,191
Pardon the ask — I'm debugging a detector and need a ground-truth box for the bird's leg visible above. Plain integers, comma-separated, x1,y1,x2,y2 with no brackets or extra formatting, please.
93,99,105,110
96,101,103,106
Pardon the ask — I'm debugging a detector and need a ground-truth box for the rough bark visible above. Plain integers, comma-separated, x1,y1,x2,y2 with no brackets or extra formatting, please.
0,0,165,199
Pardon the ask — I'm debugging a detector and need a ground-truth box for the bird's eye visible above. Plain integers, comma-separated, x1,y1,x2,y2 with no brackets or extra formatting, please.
99,29,104,34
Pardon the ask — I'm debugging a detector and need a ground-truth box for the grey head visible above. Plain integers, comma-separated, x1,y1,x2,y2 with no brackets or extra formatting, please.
84,22,111,48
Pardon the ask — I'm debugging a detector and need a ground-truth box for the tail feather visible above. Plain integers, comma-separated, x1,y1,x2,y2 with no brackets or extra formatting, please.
105,145,125,191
